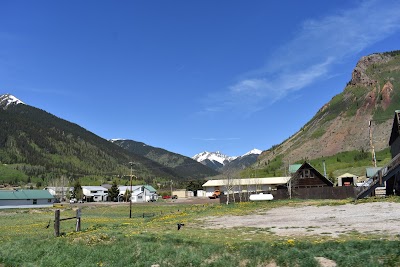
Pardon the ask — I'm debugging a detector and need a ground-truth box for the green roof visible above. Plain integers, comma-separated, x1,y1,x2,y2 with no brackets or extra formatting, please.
144,185,157,192
289,164,302,174
366,167,381,178
0,190,54,200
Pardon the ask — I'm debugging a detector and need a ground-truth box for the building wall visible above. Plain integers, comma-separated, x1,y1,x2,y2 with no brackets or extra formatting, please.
82,188,107,202
204,184,275,197
0,199,53,206
391,137,400,158
173,190,187,198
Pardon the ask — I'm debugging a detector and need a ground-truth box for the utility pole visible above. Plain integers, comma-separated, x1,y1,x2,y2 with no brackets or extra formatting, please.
129,162,134,218
369,120,377,167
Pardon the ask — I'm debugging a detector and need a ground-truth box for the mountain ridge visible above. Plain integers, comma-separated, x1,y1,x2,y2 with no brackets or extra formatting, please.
0,97,201,185
193,149,262,172
111,139,219,179
256,50,400,171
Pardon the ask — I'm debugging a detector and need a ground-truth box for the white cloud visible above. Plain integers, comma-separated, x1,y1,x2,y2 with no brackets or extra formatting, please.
203,0,400,115
192,137,240,141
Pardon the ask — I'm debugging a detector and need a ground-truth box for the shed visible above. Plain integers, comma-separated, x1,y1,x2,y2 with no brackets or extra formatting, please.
337,173,358,186
173,189,188,198
0,190,54,207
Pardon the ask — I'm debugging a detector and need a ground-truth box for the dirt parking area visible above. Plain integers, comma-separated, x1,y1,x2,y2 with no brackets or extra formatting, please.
204,202,400,237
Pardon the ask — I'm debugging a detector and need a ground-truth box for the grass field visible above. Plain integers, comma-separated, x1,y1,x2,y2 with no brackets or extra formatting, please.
1,198,400,267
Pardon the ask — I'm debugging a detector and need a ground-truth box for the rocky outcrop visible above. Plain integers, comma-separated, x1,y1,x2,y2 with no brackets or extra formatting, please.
349,54,390,87
257,51,399,167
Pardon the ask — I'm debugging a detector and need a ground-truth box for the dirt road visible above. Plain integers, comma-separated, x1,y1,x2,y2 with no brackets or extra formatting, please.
204,202,400,237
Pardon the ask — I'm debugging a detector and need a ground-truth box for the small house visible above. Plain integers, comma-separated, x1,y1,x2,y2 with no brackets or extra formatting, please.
289,162,333,188
118,185,158,202
81,186,108,202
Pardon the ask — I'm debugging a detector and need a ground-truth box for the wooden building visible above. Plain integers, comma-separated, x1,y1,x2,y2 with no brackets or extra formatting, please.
387,110,400,195
389,110,400,158
290,162,334,188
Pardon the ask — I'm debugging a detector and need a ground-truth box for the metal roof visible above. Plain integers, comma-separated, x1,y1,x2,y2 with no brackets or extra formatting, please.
0,190,54,200
144,185,157,192
289,164,302,173
366,167,381,178
202,177,291,187
337,173,358,178
81,186,108,191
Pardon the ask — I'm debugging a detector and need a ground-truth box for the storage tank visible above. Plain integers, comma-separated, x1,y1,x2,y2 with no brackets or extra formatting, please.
249,193,274,201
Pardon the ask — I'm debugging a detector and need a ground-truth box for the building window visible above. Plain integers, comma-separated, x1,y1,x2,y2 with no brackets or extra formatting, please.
301,169,314,178
48,199,52,203
33,199,37,205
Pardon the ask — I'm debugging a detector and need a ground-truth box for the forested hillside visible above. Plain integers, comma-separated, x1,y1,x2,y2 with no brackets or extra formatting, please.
111,139,219,179
0,101,181,185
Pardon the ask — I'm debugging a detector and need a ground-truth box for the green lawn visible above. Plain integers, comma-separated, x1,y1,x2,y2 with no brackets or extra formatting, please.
0,199,400,266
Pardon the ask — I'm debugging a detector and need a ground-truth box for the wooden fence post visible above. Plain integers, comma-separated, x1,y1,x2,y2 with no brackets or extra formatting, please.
54,209,60,237
75,209,81,232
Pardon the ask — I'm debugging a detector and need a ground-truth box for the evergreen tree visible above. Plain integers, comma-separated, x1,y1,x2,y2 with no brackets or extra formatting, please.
72,180,83,201
124,189,131,202
108,180,119,201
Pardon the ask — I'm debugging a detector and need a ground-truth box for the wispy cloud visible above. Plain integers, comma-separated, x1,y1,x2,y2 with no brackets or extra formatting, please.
192,137,240,141
203,0,400,115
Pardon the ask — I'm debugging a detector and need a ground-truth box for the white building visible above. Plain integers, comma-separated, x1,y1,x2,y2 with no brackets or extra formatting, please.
118,185,158,202
44,187,73,201
202,177,291,197
81,186,108,202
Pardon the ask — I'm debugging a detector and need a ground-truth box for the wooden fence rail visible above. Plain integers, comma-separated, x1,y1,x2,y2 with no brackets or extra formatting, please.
54,209,81,237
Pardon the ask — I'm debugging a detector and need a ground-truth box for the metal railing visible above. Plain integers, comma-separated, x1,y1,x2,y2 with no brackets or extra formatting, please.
356,153,400,199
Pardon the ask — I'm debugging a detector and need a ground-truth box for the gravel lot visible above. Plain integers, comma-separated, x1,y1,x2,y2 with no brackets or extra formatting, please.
204,202,400,237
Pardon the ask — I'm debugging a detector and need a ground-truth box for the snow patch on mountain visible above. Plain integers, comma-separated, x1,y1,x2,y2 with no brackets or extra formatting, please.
192,151,237,166
193,149,262,166
242,148,262,157
0,94,25,109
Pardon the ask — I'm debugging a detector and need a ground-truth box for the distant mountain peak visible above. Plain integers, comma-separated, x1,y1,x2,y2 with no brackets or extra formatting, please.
242,148,262,157
192,151,237,166
0,94,25,109
192,149,262,172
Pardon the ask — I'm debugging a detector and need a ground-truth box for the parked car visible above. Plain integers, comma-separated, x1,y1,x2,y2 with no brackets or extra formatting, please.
69,198,77,204
162,195,171,199
172,195,178,199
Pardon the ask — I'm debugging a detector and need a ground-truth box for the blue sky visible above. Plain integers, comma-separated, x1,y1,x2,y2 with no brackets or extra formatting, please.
1,0,400,157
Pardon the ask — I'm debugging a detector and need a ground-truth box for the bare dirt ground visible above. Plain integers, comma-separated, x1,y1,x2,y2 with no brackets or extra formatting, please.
203,202,400,238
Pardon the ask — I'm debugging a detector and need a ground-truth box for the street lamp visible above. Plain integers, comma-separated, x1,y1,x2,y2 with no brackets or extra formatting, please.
129,162,134,218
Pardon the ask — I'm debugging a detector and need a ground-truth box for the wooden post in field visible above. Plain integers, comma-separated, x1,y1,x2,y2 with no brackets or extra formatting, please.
54,209,60,237
75,209,81,232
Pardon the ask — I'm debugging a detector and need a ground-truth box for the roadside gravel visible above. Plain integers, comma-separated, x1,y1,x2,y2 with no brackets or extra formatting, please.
203,202,400,237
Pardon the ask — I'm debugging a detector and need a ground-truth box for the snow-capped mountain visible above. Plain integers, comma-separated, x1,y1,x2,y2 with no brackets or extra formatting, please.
192,149,262,172
242,148,262,157
0,94,25,109
192,151,237,166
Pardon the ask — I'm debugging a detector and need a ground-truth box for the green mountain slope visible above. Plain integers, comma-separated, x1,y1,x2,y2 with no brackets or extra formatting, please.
0,99,184,185
111,139,219,179
256,50,400,174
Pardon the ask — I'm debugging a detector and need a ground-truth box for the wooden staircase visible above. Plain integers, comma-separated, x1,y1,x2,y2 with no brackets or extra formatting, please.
356,153,400,199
